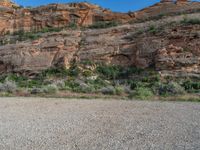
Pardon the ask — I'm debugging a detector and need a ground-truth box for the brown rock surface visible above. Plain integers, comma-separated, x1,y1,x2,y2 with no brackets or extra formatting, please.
0,31,81,74
132,0,200,21
1,0,199,35
0,1,200,77
0,2,133,35
0,0,18,7
155,45,200,73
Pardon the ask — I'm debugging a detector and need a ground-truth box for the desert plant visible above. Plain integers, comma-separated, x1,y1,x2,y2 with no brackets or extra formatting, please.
129,87,154,100
89,21,119,29
0,80,17,93
68,65,80,77
182,80,200,93
115,86,124,95
82,70,93,77
30,88,44,94
181,18,200,25
42,68,69,77
148,25,157,34
40,27,62,33
96,64,122,80
100,86,116,95
68,22,78,30
43,84,58,94
153,82,185,96
53,80,66,90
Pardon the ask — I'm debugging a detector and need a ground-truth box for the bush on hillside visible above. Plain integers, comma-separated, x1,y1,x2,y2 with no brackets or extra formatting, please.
89,21,119,29
182,80,200,93
181,18,200,25
0,80,17,93
129,87,154,100
153,82,185,96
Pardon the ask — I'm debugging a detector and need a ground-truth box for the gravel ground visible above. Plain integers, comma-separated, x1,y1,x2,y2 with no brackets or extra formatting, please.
0,97,200,150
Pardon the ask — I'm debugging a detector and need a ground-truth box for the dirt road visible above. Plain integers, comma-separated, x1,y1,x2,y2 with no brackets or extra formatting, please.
0,97,200,150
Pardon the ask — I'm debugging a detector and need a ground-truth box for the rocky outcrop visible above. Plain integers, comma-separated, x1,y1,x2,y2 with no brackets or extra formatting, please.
0,0,18,8
0,1,200,78
132,0,200,21
0,2,133,35
1,0,200,35
0,31,81,75
0,16,199,77
156,45,200,77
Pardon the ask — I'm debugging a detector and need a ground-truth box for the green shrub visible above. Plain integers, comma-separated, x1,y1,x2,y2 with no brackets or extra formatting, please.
129,81,144,90
11,26,63,43
82,70,93,77
89,21,119,29
0,80,17,93
64,79,96,93
153,82,185,96
80,60,94,66
0,75,6,83
68,65,80,77
182,80,200,93
96,64,144,80
100,86,116,95
65,80,79,90
120,67,144,78
43,84,58,94
13,30,41,41
148,25,157,34
0,74,44,88
96,64,122,79
75,84,96,93
23,32,40,40
181,18,200,25
68,22,78,30
129,87,154,100
30,88,44,94
53,80,66,90
86,78,108,89
42,68,68,77
115,86,124,95
26,80,44,88
6,74,27,82
5,74,31,88
40,27,62,33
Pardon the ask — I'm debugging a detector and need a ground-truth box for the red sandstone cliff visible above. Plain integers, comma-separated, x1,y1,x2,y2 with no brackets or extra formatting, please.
0,0,200,77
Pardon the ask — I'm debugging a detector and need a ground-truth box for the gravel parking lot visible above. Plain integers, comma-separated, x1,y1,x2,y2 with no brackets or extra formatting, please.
0,97,200,150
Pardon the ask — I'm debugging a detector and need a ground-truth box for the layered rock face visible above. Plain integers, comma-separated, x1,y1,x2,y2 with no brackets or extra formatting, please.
0,0,18,8
0,2,133,35
131,0,200,21
0,31,81,75
1,0,199,35
156,45,200,77
0,0,200,77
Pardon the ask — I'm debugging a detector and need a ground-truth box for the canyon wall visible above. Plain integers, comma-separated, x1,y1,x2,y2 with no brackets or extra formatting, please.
0,0,200,77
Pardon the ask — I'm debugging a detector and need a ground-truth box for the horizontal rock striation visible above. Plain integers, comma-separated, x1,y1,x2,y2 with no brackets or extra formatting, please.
0,0,200,35
0,0,200,77
0,2,133,35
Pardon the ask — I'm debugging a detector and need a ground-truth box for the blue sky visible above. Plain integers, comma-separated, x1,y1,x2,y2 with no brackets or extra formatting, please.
14,0,200,12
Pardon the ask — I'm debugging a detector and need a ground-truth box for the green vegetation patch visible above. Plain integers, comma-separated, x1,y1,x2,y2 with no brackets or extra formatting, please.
0,62,199,100
180,18,200,25
88,21,120,29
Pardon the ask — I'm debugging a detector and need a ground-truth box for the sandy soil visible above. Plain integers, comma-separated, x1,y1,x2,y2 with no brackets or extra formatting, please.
0,97,200,150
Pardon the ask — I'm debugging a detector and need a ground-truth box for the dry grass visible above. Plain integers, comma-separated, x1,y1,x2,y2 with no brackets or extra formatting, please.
159,94,200,102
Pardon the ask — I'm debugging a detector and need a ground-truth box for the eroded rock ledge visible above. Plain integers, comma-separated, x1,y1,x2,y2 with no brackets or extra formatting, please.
0,1,200,78
0,16,200,77
0,0,200,35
